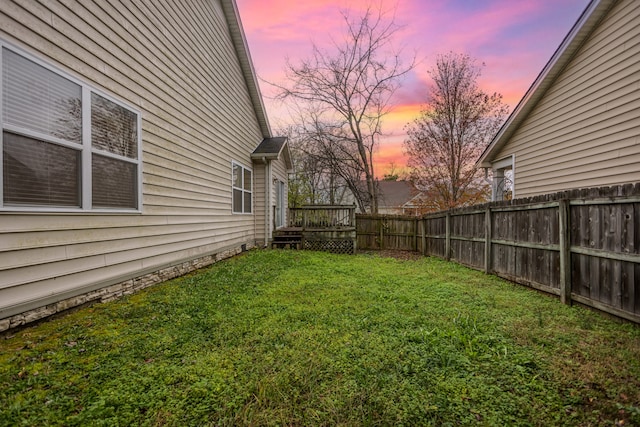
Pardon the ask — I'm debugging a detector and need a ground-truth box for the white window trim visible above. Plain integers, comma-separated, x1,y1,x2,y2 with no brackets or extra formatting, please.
492,154,514,170
0,41,143,213
231,161,252,214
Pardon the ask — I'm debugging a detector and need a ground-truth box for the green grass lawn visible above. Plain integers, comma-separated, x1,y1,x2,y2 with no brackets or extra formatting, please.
1,250,639,426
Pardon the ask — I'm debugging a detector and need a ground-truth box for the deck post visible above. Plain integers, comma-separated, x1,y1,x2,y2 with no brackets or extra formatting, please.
350,204,356,227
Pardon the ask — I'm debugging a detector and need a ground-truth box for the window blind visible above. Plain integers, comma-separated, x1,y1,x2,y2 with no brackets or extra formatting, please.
2,48,82,144
92,154,137,209
3,132,80,206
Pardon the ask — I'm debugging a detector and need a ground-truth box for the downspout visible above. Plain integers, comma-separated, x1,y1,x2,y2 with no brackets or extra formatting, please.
263,157,271,247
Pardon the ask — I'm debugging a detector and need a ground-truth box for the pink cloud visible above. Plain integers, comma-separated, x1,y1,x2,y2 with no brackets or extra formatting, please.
237,0,589,169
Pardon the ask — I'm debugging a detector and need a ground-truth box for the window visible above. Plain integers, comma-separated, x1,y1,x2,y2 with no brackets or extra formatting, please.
1,44,141,211
232,162,252,214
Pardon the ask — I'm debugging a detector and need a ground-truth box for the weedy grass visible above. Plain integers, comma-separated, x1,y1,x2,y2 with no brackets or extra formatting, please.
1,250,639,426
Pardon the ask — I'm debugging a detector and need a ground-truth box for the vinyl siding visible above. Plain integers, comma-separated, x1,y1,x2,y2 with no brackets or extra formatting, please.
0,0,266,318
494,0,640,198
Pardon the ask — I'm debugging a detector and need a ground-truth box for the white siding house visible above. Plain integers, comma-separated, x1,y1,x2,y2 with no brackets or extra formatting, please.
0,0,291,331
477,0,640,200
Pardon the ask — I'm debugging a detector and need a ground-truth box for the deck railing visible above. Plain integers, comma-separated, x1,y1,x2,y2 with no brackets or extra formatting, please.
275,205,357,254
287,205,356,229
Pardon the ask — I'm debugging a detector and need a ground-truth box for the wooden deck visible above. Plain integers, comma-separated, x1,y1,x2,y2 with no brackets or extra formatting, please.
273,206,357,254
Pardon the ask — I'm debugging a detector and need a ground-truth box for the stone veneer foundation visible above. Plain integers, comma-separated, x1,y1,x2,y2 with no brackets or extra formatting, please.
0,244,254,333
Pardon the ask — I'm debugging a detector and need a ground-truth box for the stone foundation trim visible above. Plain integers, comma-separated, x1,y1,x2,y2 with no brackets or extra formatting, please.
1,244,253,333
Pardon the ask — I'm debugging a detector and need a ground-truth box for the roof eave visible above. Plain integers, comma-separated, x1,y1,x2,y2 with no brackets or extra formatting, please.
220,0,272,139
250,152,278,161
250,138,293,171
476,0,616,169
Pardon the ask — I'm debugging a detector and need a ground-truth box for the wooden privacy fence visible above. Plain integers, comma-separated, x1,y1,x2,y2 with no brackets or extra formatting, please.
357,214,420,251
357,184,640,324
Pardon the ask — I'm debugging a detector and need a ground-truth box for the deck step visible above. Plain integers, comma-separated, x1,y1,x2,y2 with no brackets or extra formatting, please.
272,240,302,249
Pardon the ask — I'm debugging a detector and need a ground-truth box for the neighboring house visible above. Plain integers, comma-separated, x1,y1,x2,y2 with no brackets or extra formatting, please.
477,0,640,201
399,191,441,216
0,0,291,331
377,181,423,216
340,180,425,215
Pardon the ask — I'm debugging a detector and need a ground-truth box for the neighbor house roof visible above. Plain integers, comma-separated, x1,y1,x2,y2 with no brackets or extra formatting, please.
220,0,272,139
251,137,293,170
476,0,617,168
378,181,417,208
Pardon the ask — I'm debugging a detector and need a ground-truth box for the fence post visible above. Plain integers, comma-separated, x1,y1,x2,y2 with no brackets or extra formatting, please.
350,204,356,227
484,206,492,274
559,199,572,305
421,217,427,255
379,217,384,250
445,212,451,261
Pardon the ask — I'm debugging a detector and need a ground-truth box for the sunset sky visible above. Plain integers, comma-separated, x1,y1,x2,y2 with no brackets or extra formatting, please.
235,0,589,176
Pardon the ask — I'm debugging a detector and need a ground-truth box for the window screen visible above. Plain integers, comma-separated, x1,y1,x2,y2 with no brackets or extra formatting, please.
91,93,138,159
92,154,137,209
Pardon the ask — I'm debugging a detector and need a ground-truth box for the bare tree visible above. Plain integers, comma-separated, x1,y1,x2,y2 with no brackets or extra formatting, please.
404,53,508,210
275,5,414,213
283,121,354,208
382,162,405,181
296,108,373,212
284,124,343,207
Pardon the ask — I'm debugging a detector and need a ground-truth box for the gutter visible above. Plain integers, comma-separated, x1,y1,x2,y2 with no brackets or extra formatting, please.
263,157,270,248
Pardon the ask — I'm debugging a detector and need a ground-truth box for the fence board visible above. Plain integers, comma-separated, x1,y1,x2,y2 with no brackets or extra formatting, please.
635,264,640,315
356,215,418,251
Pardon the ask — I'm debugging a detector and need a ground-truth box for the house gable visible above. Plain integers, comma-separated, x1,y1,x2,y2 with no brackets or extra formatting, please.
220,0,271,139
478,0,640,199
377,181,419,215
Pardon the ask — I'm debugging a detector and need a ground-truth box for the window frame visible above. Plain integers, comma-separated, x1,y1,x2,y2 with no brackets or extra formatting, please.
231,161,252,214
0,41,143,213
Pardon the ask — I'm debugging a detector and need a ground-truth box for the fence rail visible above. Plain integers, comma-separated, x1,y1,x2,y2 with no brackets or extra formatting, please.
357,183,640,324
